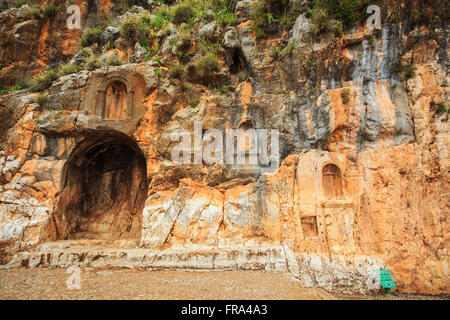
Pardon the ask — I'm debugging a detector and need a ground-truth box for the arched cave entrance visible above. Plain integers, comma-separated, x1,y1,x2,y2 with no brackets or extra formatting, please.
53,131,148,241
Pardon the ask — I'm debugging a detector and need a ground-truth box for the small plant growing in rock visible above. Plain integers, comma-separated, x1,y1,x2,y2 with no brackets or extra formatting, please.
431,101,448,116
120,16,144,45
169,64,184,78
23,6,42,20
43,3,56,18
195,52,220,79
283,43,295,55
153,55,162,65
269,46,281,60
80,27,104,47
173,4,194,25
104,56,122,66
33,69,58,91
401,83,411,93
219,86,229,94
15,0,28,8
341,88,351,104
191,99,200,107
85,55,103,70
0,81,28,95
402,65,416,81
35,94,47,108
215,7,237,25
390,61,416,81
309,8,332,34
59,63,80,76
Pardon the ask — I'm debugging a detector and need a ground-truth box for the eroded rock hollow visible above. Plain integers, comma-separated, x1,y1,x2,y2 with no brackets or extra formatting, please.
0,0,448,295
51,131,148,241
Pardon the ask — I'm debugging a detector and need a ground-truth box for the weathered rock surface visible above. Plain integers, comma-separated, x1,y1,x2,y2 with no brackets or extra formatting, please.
0,0,448,295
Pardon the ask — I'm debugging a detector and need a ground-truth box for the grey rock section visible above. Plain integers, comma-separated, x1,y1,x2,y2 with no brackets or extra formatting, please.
198,21,216,39
101,26,120,44
130,42,148,63
141,188,193,248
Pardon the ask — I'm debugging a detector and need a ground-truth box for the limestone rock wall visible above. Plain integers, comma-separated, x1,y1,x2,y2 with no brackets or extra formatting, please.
0,0,448,294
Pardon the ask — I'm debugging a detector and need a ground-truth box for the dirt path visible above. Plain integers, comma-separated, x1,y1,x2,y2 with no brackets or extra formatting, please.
0,268,446,300
0,268,335,300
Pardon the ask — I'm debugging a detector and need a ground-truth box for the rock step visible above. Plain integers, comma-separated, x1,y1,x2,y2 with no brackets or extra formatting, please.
6,245,289,272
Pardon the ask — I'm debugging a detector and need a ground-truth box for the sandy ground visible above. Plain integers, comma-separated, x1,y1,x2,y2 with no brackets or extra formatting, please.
0,268,446,300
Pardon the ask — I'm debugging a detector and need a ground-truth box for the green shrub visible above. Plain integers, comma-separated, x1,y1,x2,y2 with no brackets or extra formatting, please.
173,4,194,25
402,65,416,81
177,32,192,54
169,64,185,78
120,14,155,46
43,4,56,18
269,46,281,60
153,55,161,64
23,6,42,20
35,94,47,108
191,98,200,107
401,83,411,93
35,69,58,91
15,0,28,8
197,39,220,55
17,78,30,89
219,86,229,94
195,52,220,78
333,0,360,29
283,42,295,55
250,0,294,38
120,17,142,45
434,102,448,116
80,27,104,47
59,63,80,75
309,8,332,34
104,56,122,66
215,7,237,25
308,0,362,32
85,55,102,70
0,81,28,95
390,61,416,81
151,7,174,29
341,88,351,104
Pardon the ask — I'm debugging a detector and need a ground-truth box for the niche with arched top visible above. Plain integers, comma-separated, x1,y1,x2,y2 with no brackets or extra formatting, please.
104,81,128,120
322,164,343,199
237,121,256,152
94,76,134,121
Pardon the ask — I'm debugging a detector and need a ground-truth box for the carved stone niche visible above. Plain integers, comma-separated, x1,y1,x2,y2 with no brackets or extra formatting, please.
79,70,148,135
234,120,259,176
322,163,343,199
96,76,134,120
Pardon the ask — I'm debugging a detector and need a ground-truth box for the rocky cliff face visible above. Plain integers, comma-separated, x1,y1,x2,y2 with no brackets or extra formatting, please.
0,0,448,294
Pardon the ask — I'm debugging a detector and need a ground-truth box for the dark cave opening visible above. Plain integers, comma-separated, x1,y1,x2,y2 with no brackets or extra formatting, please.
53,132,148,241
229,48,247,75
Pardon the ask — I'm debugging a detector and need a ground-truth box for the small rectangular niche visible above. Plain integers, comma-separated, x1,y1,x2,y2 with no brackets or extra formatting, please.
301,216,318,238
